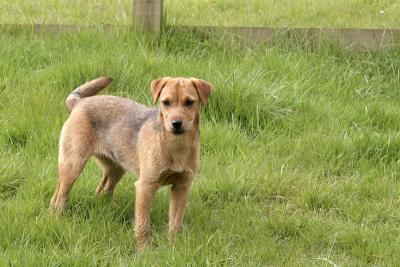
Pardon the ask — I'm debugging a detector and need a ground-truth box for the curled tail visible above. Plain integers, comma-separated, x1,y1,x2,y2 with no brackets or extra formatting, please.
66,76,113,113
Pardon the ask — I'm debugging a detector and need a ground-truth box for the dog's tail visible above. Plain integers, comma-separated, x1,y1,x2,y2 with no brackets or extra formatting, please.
65,76,113,113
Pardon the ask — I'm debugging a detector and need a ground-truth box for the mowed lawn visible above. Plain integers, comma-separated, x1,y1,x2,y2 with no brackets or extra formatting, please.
1,0,400,28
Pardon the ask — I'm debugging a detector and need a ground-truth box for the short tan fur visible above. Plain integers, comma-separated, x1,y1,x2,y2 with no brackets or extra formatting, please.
49,76,212,251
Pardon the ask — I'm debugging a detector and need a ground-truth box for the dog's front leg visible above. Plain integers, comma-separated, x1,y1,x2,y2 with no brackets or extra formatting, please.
134,179,159,252
168,173,194,237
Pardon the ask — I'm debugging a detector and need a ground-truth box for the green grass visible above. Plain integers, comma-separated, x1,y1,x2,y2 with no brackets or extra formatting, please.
167,0,400,28
1,26,400,266
1,0,400,28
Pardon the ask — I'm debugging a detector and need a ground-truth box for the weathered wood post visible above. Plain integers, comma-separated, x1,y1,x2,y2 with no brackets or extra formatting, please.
133,0,164,34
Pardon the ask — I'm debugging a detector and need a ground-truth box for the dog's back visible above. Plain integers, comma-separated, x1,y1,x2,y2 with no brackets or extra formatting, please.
61,77,158,175
63,94,157,173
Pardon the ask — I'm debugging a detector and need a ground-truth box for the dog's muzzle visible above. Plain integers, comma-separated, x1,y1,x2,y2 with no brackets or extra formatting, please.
171,120,184,135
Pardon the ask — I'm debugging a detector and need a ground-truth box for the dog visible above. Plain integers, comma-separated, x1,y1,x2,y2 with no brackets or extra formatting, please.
49,76,212,251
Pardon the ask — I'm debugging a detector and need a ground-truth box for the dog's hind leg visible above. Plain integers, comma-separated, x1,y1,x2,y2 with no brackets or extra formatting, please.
95,156,125,196
50,154,88,215
50,122,92,215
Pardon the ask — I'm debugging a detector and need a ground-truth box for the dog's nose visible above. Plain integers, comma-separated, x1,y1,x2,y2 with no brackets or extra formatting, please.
172,120,183,130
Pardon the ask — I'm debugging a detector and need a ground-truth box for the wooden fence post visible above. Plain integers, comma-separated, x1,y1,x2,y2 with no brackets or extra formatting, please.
133,0,163,34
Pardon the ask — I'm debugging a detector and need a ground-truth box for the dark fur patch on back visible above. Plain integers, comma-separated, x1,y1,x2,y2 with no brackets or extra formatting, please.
131,108,158,141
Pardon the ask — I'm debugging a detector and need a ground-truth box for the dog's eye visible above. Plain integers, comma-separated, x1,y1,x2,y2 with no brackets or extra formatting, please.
185,100,194,107
162,100,170,107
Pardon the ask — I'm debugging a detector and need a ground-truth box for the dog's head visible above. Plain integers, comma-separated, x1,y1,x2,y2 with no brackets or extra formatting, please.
151,77,212,135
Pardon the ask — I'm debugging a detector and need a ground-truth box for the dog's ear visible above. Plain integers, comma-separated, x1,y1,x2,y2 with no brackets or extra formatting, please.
191,78,213,105
151,77,171,104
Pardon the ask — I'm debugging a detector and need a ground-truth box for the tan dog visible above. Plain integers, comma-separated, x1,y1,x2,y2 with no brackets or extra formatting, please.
49,76,212,251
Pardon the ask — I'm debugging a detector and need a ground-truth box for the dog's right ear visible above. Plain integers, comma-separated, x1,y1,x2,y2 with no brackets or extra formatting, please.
151,77,171,104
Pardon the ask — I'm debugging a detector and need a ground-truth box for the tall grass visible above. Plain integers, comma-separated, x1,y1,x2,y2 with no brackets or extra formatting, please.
1,0,400,28
167,0,400,28
1,27,400,265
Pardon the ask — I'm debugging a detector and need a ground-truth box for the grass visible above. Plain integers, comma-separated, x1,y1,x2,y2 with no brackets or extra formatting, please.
1,24,400,266
1,0,400,28
167,0,400,28
0,0,400,266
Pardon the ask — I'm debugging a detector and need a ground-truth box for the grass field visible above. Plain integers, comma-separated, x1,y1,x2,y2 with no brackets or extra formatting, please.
0,26,400,266
1,26,400,265
1,0,400,28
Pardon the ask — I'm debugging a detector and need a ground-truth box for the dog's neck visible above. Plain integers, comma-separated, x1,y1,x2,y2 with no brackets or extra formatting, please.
158,125,198,153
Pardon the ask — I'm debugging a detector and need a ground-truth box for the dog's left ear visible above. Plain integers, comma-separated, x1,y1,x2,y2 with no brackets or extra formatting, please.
151,77,171,104
191,78,213,105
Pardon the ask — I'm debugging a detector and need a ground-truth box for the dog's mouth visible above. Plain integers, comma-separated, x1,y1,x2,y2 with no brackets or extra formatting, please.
171,129,185,135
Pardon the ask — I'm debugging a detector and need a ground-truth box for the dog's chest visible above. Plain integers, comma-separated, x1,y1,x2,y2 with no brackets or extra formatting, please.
159,166,196,186
161,148,197,173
